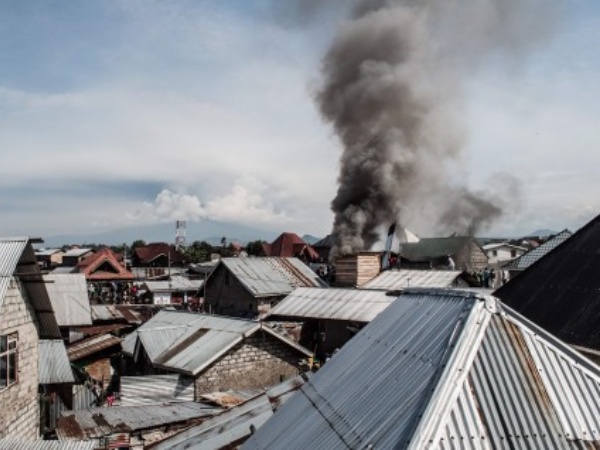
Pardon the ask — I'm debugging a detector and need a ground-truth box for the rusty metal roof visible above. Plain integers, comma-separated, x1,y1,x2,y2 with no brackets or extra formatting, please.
244,289,600,449
56,402,220,440
152,375,307,450
214,257,327,298
361,269,464,290
39,340,75,384
67,334,122,361
267,287,394,322
43,274,92,327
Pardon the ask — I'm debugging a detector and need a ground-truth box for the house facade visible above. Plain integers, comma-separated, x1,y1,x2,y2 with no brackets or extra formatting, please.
204,257,327,318
0,237,63,439
122,311,312,398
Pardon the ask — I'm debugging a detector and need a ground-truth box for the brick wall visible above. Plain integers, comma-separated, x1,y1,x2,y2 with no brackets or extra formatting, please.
194,330,305,396
0,279,40,439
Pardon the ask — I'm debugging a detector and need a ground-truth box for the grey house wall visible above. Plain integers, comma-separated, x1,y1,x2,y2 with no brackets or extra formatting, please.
205,266,283,318
194,330,305,397
0,279,40,439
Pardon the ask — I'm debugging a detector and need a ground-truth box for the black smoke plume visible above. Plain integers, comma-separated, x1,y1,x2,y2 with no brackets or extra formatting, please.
317,0,558,257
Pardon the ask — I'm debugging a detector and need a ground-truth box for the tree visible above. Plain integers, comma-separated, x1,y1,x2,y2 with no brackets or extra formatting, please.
246,240,266,257
184,241,213,263
130,239,146,250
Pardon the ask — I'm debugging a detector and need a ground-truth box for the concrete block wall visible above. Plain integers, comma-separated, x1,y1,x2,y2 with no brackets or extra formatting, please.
0,279,40,439
195,330,305,396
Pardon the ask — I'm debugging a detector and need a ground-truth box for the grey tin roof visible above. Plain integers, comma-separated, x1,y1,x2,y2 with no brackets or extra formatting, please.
153,374,307,450
267,287,394,322
217,257,327,298
0,237,61,339
0,237,29,309
124,310,311,375
57,402,220,440
143,275,203,292
362,269,463,290
0,439,94,450
502,229,572,270
62,248,93,257
154,394,273,450
43,274,92,327
67,334,122,361
244,289,600,450
39,340,75,384
120,374,195,406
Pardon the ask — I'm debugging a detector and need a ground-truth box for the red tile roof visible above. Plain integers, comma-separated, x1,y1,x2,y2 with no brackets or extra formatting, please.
77,248,134,281
263,233,319,261
134,242,185,265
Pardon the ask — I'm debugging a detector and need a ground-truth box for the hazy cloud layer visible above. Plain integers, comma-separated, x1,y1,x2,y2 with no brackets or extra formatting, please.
0,1,599,242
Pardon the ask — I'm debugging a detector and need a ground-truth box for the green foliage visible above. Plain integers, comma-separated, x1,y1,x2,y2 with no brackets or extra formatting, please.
184,240,213,263
130,239,146,250
246,240,266,256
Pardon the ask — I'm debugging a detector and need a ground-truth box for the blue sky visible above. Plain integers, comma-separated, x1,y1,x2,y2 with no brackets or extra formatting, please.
1,0,599,240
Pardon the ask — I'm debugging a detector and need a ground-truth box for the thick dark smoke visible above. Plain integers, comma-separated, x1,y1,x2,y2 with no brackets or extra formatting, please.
317,0,558,257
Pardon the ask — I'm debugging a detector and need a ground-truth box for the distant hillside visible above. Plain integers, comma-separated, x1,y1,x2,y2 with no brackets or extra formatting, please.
302,234,323,245
526,229,558,238
41,220,281,248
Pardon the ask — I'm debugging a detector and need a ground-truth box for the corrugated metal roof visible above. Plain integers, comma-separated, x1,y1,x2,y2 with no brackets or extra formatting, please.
152,375,308,450
502,229,572,270
143,275,203,292
62,248,93,257
153,395,272,450
219,257,327,298
43,274,92,326
361,269,463,290
0,237,29,310
57,402,220,440
124,310,310,375
120,374,195,406
267,287,394,322
0,439,94,450
244,289,600,449
39,340,75,384
35,248,63,256
1,239,62,339
67,334,122,361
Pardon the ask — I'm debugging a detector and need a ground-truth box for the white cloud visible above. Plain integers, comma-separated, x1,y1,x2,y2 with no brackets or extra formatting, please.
127,189,206,223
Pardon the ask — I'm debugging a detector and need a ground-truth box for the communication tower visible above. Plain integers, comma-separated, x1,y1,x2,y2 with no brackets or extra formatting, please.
175,220,187,250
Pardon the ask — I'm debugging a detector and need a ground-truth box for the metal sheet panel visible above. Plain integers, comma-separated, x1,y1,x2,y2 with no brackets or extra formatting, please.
362,270,463,290
160,329,244,375
519,316,600,442
43,274,92,326
0,439,95,450
67,334,122,361
58,402,219,439
0,237,29,309
153,394,273,450
245,290,600,450
120,374,195,406
267,287,394,322
244,290,476,450
143,276,203,293
222,257,326,298
39,340,75,384
503,230,572,271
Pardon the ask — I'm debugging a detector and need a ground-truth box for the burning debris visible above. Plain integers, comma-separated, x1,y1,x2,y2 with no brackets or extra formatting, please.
316,0,557,257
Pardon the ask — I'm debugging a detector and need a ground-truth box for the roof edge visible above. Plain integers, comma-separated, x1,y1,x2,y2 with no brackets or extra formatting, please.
408,295,493,449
